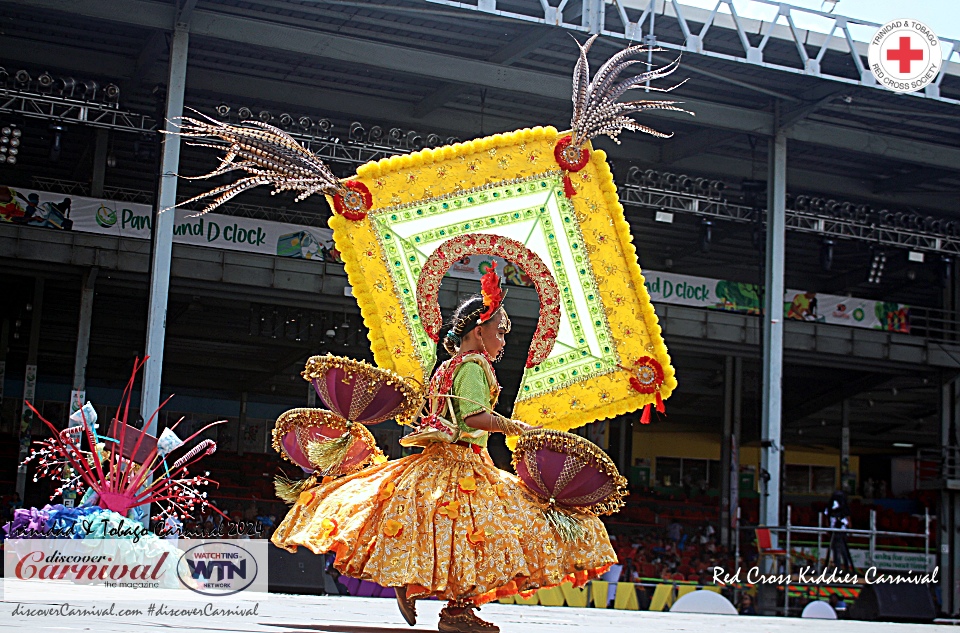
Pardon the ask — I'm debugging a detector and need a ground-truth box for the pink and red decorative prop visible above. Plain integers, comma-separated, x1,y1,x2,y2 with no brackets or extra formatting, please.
512,429,628,516
22,357,226,521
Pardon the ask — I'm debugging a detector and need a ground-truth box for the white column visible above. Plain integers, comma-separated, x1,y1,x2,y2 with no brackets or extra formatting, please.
139,24,188,527
141,24,189,434
760,130,787,533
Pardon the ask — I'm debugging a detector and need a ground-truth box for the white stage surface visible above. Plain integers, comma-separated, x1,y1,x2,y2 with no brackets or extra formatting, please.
2,593,954,633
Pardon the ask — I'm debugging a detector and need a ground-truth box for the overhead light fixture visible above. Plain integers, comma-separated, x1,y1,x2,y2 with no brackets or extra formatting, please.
54,76,76,97
80,79,98,101
298,116,313,131
655,209,674,223
820,238,834,272
867,250,886,284
892,442,913,448
14,69,31,87
237,106,253,120
908,251,924,263
426,133,441,147
406,130,423,150
699,218,713,253
0,68,8,85
1,127,18,165
215,103,231,117
387,128,403,145
258,110,272,123
37,72,54,93
48,124,65,162
367,125,383,143
941,256,953,289
279,113,295,129
103,83,120,104
348,122,366,142
316,118,333,136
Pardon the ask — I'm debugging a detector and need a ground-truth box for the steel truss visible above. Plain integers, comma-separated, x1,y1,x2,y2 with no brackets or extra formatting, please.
617,183,960,255
0,89,157,133
12,86,960,253
427,0,960,105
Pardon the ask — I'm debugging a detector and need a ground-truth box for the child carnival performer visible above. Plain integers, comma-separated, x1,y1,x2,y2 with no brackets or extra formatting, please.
271,266,617,633
168,34,688,633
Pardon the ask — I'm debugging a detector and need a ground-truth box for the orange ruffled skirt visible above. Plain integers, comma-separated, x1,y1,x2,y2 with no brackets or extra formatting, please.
271,442,616,604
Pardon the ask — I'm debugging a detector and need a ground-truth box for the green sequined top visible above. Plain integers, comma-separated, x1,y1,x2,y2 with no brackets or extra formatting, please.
451,361,492,448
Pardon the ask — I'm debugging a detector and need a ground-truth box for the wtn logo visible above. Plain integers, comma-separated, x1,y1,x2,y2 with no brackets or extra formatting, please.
186,559,247,581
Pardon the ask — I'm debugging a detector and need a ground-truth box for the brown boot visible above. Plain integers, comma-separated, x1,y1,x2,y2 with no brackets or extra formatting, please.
438,604,499,633
395,585,417,626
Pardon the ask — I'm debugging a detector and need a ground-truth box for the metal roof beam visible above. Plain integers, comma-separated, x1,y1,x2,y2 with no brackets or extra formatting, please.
9,0,960,171
6,39,955,213
413,25,558,118
873,168,955,194
177,0,198,24
778,87,847,130
660,128,740,164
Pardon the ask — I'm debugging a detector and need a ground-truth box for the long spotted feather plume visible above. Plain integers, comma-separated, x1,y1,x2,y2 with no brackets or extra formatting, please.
164,108,347,215
571,35,692,147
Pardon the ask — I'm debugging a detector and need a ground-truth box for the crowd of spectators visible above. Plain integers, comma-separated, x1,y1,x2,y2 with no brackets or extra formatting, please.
606,520,735,585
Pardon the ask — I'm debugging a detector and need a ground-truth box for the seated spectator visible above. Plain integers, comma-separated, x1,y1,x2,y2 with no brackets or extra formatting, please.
828,593,847,612
738,593,757,615
244,500,259,521
667,520,683,544
699,521,715,545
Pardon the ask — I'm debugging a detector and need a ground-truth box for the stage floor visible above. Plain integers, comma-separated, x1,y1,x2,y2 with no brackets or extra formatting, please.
1,593,954,633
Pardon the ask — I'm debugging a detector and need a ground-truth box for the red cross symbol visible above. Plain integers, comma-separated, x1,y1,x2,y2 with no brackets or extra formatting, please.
886,36,924,73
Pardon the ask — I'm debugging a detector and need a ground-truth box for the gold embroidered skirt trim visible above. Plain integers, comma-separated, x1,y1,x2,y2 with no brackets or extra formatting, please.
271,442,616,604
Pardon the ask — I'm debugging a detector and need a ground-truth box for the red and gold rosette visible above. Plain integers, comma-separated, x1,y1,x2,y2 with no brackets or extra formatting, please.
554,134,590,198
332,180,372,221
624,356,665,424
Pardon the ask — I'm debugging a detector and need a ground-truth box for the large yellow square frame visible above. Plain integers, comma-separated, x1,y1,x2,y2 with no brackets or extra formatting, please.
328,126,676,432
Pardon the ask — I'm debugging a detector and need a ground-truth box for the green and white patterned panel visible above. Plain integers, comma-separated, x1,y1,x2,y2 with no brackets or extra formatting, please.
370,172,618,397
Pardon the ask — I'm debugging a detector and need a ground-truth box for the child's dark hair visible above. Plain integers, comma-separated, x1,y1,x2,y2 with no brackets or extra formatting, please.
442,294,486,356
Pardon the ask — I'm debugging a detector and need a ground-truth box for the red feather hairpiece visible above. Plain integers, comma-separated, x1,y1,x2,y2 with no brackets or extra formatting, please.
479,263,505,323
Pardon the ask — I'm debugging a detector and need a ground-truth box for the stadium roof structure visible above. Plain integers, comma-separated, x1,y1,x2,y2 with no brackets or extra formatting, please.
2,0,959,305
1,0,960,451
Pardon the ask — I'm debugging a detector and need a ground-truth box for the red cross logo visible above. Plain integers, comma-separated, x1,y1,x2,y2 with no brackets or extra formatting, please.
886,36,924,73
